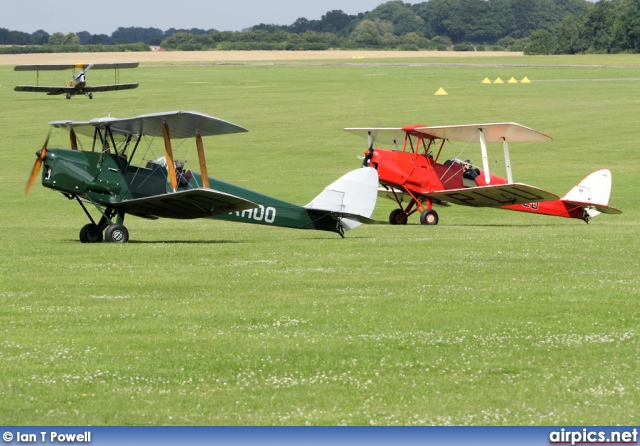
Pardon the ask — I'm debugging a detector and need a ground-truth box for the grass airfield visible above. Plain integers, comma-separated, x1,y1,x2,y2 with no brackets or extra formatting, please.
0,52,638,425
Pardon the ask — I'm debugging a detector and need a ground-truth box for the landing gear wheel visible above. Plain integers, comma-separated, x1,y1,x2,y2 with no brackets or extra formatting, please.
389,209,408,225
105,224,129,243
80,223,103,243
88,93,93,99
419,209,439,226
420,209,438,226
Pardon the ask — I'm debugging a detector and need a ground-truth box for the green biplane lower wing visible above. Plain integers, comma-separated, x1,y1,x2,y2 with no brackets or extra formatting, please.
112,188,258,219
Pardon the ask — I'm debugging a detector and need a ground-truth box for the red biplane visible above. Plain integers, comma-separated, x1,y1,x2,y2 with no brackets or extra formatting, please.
345,122,621,225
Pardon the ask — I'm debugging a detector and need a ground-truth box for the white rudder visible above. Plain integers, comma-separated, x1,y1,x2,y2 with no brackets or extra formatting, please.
305,167,379,231
561,169,617,218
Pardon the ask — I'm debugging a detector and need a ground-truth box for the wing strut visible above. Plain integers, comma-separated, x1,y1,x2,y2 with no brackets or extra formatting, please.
503,138,513,183
195,132,210,189
70,127,78,150
162,122,178,192
478,129,491,184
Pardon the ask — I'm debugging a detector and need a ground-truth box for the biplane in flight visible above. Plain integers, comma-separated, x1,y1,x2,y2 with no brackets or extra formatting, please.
14,62,139,99
26,111,378,242
345,122,621,225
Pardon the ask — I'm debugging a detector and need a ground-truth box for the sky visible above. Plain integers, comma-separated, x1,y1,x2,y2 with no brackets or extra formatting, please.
1,0,403,35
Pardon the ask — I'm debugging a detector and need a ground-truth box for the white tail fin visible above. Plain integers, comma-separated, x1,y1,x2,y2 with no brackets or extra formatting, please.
561,169,615,218
304,167,379,231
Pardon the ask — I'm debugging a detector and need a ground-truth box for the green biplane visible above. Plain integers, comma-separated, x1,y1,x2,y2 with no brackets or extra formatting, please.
26,111,378,243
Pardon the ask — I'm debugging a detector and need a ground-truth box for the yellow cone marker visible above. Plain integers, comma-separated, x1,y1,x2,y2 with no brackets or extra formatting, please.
508,77,518,83
434,87,448,95
494,77,504,84
521,76,531,83
482,77,492,84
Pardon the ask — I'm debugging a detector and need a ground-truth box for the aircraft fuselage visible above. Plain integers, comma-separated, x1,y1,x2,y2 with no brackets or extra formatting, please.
367,147,585,220
40,147,341,232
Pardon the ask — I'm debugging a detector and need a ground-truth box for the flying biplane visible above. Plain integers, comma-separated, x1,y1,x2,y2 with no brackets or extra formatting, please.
345,122,621,225
26,111,378,242
14,62,139,99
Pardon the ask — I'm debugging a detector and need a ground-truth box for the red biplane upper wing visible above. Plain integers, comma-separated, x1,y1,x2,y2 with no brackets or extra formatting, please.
422,183,559,208
415,123,552,143
345,123,551,145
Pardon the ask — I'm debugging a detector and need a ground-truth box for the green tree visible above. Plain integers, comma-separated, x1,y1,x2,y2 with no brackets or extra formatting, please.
287,18,312,34
489,0,517,39
524,29,556,54
366,1,426,36
160,32,196,50
554,14,580,54
32,29,50,45
48,32,78,45
610,0,640,53
422,0,502,44
511,0,540,38
315,10,353,36
576,0,615,53
111,27,164,45
350,19,394,46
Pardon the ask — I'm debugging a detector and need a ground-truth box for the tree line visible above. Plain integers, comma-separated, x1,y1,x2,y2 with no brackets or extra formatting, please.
2,0,640,55
526,0,640,54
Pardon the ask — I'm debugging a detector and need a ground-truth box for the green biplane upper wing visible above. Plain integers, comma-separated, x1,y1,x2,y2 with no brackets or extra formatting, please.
50,110,248,139
112,188,258,219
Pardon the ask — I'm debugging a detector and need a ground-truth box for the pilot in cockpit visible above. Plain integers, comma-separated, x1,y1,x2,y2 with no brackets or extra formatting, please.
174,159,190,187
462,159,480,180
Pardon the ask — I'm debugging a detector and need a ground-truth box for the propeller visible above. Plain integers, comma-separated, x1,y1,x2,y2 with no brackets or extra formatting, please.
362,131,376,167
25,130,50,196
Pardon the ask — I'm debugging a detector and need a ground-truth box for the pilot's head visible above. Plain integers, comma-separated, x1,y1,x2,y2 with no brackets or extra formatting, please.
174,159,184,171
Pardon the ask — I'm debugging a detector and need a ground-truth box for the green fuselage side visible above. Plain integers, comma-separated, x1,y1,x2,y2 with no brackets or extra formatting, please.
41,148,337,233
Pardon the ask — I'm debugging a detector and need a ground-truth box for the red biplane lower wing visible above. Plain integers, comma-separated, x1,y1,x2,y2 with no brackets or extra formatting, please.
426,183,559,208
113,188,257,219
